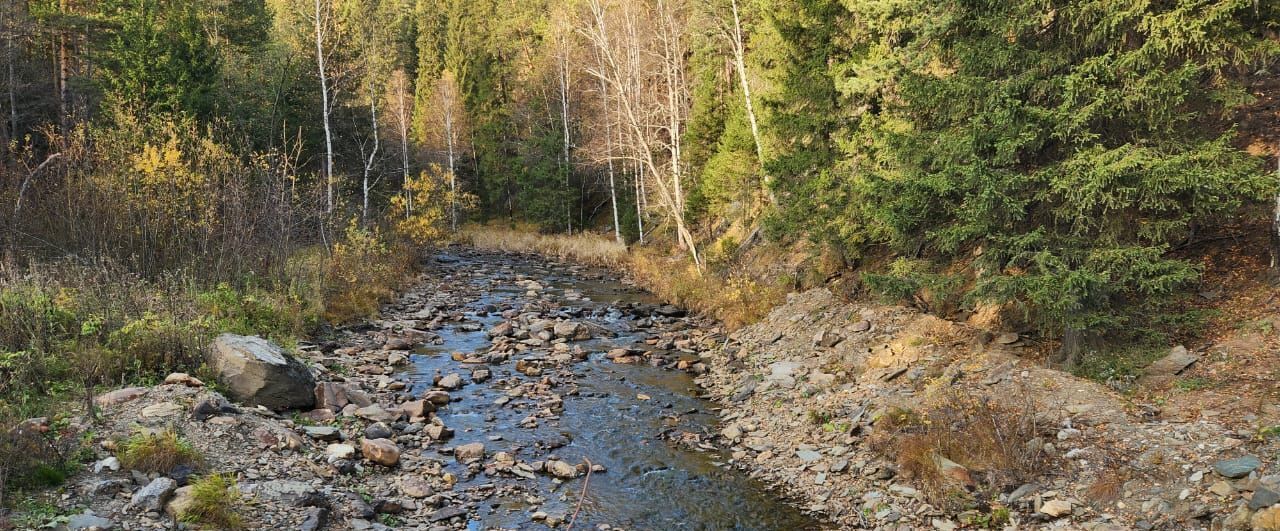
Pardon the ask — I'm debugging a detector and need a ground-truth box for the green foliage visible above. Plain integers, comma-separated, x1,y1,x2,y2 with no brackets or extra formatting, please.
863,258,963,315
96,0,219,118
766,0,1278,337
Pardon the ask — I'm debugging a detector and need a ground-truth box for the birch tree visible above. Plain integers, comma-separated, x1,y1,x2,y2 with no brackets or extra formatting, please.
312,0,336,213
581,0,700,267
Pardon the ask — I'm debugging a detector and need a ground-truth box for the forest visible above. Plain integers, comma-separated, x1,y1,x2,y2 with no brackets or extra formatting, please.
1,0,1280,527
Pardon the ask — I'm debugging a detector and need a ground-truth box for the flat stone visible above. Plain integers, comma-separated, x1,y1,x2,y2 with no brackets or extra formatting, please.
364,422,393,439
1252,487,1280,510
95,387,147,408
400,477,433,498
354,405,399,423
303,426,340,441
422,390,451,405
325,443,356,460
68,512,115,530
429,506,468,523
1209,480,1234,496
545,459,579,479
255,480,319,506
140,402,184,418
455,442,485,462
796,449,822,462
1039,499,1072,518
437,373,464,390
1140,345,1198,384
1214,455,1262,479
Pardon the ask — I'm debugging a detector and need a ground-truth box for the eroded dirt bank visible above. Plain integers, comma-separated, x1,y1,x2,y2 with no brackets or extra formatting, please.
699,288,1280,530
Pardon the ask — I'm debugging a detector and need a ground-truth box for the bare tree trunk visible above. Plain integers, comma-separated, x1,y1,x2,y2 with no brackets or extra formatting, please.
444,87,457,231
361,82,380,225
598,69,622,243
314,0,335,213
57,0,70,133
6,1,16,147
558,41,573,233
398,80,412,217
635,158,644,244
728,0,770,203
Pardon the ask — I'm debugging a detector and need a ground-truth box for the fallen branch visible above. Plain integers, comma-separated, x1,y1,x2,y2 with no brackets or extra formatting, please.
565,457,594,530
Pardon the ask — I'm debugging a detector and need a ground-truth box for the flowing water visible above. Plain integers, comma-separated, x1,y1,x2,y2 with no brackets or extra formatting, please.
400,252,820,530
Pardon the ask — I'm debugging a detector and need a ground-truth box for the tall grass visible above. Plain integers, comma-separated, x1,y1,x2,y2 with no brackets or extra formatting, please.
462,225,789,331
462,224,628,268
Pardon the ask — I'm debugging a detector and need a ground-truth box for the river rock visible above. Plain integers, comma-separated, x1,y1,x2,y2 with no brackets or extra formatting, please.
68,511,115,530
1039,499,1072,518
1254,506,1280,530
400,399,434,421
813,329,842,348
422,390,451,405
130,477,177,512
545,459,579,479
437,373,464,390
455,442,485,462
361,438,401,466
325,443,356,460
400,477,433,498
364,422,393,439
355,405,399,423
1214,455,1262,479
488,321,514,338
1251,487,1280,510
207,334,316,410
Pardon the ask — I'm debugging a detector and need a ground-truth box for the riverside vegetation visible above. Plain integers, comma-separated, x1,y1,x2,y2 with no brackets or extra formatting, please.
2,0,1280,529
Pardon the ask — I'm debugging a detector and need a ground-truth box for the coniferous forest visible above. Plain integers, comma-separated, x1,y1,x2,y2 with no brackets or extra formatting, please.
2,1,1280,528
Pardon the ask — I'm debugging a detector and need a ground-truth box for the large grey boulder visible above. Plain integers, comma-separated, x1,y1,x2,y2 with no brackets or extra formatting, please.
207,334,315,410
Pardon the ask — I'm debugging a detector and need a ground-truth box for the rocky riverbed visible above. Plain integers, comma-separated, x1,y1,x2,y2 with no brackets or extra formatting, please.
31,250,820,530
20,249,1280,531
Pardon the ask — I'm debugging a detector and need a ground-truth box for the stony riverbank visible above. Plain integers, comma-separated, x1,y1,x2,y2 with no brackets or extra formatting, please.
694,287,1280,531
19,249,1280,531
24,250,817,530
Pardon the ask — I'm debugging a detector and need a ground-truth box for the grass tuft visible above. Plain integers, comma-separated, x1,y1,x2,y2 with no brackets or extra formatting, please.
180,473,244,529
117,430,203,474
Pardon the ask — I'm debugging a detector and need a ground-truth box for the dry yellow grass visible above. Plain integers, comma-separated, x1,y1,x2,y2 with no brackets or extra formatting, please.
462,225,789,330
462,224,628,268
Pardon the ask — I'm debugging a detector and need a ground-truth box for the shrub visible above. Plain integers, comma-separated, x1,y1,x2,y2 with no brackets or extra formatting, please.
180,473,243,529
869,391,1052,510
117,430,203,474
323,221,416,323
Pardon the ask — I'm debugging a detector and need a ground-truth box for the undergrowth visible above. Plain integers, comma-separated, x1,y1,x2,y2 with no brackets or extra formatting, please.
869,390,1052,511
